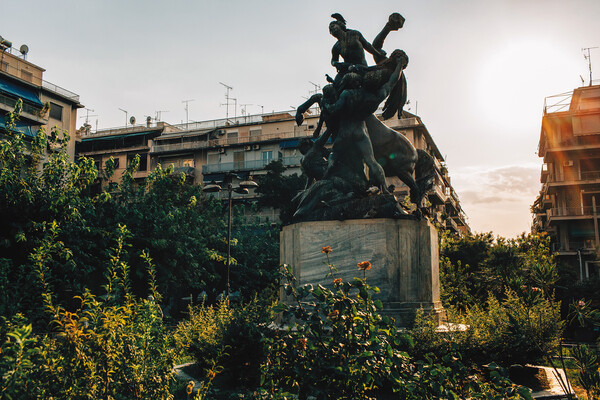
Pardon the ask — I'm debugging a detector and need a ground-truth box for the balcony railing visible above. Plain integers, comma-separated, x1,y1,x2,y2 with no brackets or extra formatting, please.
151,131,310,154
547,171,600,183
548,206,595,217
544,91,573,114
202,156,302,174
41,80,80,102
0,92,44,118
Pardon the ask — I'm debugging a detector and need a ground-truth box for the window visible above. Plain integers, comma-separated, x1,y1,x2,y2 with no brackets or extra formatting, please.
262,151,273,163
127,154,147,171
0,62,8,73
49,102,63,121
183,158,194,168
234,151,245,169
250,129,262,138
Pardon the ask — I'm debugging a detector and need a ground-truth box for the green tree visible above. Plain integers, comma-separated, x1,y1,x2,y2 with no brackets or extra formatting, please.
255,159,305,225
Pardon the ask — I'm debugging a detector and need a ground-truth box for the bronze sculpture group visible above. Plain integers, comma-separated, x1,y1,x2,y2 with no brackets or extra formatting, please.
292,13,435,222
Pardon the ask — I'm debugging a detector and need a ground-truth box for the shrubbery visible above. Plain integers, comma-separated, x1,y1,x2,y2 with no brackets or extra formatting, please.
0,226,175,399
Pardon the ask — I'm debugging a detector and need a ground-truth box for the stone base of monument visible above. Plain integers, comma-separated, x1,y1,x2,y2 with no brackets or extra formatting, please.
280,218,445,327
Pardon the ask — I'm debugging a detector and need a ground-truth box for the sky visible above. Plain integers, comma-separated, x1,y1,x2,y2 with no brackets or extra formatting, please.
3,0,600,238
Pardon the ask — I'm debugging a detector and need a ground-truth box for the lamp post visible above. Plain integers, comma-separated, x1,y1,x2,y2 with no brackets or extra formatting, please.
203,173,258,297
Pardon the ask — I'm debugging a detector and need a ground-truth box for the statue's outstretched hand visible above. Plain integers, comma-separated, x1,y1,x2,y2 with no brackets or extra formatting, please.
295,111,304,126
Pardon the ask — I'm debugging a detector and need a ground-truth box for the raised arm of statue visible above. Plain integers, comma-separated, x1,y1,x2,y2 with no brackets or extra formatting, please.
358,32,386,61
295,93,323,126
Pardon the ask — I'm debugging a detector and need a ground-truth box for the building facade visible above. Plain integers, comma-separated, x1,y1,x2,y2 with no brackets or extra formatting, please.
76,109,469,233
533,84,600,280
0,39,82,158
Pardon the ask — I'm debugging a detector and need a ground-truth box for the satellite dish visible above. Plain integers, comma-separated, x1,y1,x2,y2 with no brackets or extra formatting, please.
129,116,136,125
19,44,29,56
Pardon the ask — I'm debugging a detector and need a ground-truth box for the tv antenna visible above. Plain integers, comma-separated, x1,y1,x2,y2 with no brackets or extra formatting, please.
79,108,97,125
182,99,194,127
155,110,169,122
219,82,234,121
257,105,264,114
308,81,321,96
582,47,598,86
118,108,128,127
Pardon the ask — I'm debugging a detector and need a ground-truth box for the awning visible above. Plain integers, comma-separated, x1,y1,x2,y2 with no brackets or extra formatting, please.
0,77,43,106
80,131,153,142
0,117,39,137
279,139,299,149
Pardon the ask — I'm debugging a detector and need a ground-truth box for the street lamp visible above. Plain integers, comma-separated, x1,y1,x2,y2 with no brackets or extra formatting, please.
203,173,259,297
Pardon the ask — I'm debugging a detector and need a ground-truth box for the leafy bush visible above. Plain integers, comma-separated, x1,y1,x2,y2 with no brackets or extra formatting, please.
412,289,561,367
262,255,530,399
0,226,175,399
174,297,271,389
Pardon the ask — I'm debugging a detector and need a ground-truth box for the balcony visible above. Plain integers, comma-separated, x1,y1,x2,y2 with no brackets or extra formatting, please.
151,131,311,154
0,92,46,124
546,170,600,186
202,156,302,174
548,206,596,219
174,166,195,176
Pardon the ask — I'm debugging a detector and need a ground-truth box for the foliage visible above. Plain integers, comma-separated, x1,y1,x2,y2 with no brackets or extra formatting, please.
174,297,272,390
262,255,530,399
0,225,175,399
0,102,279,323
255,159,306,225
412,289,561,367
439,231,555,311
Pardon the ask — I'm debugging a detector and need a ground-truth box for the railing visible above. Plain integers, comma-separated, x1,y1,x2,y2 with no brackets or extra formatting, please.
544,91,573,114
0,92,43,117
202,156,302,174
88,124,158,137
553,240,597,252
173,166,195,175
547,171,600,182
151,131,309,153
41,80,80,102
548,206,595,217
581,171,600,180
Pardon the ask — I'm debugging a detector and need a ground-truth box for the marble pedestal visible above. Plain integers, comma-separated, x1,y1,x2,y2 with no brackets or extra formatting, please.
280,218,445,326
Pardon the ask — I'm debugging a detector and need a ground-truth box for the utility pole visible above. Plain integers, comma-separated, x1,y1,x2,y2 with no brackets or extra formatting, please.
182,99,194,128
219,82,233,122
582,47,598,86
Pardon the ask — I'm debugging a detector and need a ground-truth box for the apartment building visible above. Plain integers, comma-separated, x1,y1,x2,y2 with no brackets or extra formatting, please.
0,37,82,158
76,109,469,233
533,84,600,280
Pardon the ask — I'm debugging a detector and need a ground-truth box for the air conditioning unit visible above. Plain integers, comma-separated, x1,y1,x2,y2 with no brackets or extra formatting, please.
216,129,225,136
563,160,574,167
253,144,260,150
244,145,251,151
218,147,225,154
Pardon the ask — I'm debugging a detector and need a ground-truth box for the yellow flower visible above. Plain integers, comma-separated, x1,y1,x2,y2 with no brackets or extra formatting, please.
322,246,332,254
186,380,195,395
357,261,372,271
